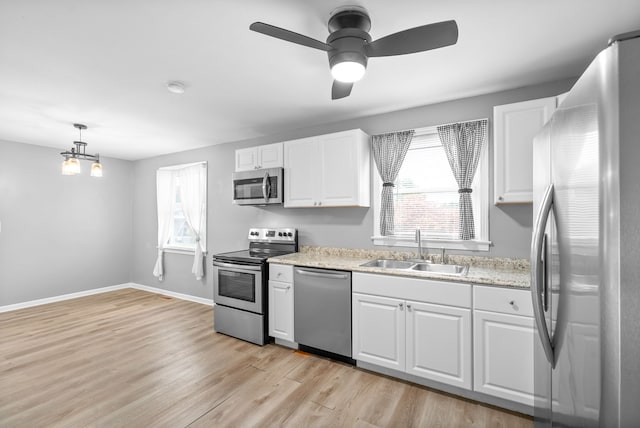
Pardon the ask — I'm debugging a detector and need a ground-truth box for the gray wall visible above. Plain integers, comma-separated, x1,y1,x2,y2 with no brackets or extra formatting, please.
130,78,576,299
0,78,576,304
0,140,133,305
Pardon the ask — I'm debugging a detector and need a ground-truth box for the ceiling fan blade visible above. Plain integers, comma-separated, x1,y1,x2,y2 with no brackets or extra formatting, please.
250,22,332,52
332,80,353,100
365,20,458,57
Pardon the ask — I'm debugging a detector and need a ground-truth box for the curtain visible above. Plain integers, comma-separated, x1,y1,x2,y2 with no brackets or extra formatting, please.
152,170,176,281
371,130,414,235
179,163,207,280
437,119,488,240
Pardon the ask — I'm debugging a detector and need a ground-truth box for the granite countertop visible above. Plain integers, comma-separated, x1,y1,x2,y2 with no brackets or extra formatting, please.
268,246,530,289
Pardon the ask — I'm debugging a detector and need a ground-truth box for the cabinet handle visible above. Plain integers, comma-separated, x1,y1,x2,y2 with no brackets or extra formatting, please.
276,272,282,277
399,303,404,310
498,196,504,201
407,304,412,311
318,201,322,206
286,286,291,291
509,300,515,306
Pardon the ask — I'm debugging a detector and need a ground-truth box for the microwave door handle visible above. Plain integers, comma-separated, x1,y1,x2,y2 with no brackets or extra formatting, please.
261,171,270,203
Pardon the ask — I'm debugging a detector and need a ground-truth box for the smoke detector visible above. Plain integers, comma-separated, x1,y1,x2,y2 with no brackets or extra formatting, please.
167,81,186,94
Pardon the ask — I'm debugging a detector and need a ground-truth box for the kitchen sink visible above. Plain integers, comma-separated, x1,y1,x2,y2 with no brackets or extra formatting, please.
359,259,415,269
411,263,469,276
359,259,469,276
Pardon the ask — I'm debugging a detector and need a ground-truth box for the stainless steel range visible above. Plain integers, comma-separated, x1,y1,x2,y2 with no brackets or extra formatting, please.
212,227,297,345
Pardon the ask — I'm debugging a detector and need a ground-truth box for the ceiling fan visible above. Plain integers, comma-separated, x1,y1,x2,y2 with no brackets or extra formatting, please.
250,6,458,100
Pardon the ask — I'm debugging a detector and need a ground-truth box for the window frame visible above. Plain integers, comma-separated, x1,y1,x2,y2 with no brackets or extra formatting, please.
371,124,491,252
158,161,208,255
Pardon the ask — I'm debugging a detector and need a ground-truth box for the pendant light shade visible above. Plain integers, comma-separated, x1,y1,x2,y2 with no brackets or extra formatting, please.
90,160,103,177
60,124,103,177
62,157,81,175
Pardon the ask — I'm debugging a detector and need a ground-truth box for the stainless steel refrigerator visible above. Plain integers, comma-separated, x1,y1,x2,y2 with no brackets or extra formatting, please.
531,30,640,427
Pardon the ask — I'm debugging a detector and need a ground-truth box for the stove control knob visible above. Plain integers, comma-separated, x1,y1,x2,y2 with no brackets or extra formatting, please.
278,232,283,236
287,232,293,237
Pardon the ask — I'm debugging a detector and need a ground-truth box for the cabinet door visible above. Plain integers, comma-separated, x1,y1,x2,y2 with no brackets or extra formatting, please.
473,309,535,406
258,143,283,169
235,147,258,172
319,131,360,206
352,293,405,371
406,301,472,389
493,97,556,204
284,137,318,207
268,280,294,341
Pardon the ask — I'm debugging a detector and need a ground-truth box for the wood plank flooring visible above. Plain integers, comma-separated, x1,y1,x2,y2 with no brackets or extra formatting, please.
0,289,533,427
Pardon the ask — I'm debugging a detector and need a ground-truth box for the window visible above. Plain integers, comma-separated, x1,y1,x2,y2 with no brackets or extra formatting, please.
372,126,490,251
153,161,208,281
168,177,199,249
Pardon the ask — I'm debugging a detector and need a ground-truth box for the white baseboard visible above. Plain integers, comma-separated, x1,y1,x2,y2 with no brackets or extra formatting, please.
0,282,213,313
129,283,213,306
0,283,130,313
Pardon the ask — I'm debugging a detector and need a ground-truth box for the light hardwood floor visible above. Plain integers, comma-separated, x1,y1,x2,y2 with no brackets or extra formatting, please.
0,289,533,427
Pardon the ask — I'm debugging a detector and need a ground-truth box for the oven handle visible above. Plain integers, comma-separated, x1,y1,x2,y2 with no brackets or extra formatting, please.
212,261,262,271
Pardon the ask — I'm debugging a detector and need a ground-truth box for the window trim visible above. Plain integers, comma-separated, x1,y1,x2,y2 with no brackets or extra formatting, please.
371,124,491,252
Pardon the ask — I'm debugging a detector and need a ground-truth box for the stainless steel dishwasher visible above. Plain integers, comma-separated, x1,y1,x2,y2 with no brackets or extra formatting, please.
294,266,352,360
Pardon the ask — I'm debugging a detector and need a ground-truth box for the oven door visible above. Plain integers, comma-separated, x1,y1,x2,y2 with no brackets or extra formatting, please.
213,260,263,313
232,168,283,205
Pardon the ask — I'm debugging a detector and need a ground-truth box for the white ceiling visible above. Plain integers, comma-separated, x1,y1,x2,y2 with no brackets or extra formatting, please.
1,1,638,160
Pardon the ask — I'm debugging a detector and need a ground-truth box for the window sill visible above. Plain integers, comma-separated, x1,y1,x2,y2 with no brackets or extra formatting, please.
371,236,491,252
161,246,208,256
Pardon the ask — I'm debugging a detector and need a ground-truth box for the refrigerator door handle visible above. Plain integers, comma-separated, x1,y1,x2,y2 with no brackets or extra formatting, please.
541,233,549,312
531,183,555,367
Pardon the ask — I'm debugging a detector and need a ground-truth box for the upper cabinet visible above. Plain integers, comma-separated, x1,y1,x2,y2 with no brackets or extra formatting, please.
493,97,556,204
284,129,370,208
235,142,283,172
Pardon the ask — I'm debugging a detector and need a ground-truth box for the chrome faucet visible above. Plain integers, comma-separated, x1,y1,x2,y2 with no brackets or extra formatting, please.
415,229,424,260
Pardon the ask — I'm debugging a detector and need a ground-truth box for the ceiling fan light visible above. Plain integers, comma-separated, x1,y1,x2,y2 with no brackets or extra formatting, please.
331,61,366,83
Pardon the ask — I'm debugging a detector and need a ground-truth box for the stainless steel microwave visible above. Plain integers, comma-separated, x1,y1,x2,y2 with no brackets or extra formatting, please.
232,167,283,205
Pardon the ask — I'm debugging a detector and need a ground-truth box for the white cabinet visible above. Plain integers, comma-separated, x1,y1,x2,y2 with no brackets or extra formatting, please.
352,273,472,390
352,293,405,371
268,264,295,344
235,142,283,172
284,129,370,207
493,97,556,204
406,300,472,389
473,286,536,406
283,136,317,207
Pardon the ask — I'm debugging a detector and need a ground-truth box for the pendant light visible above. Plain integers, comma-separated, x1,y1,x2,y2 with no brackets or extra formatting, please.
60,123,103,177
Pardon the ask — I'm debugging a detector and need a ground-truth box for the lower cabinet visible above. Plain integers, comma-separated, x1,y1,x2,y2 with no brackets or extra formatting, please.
268,264,294,343
406,300,472,389
352,273,472,390
352,293,405,371
473,286,536,406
